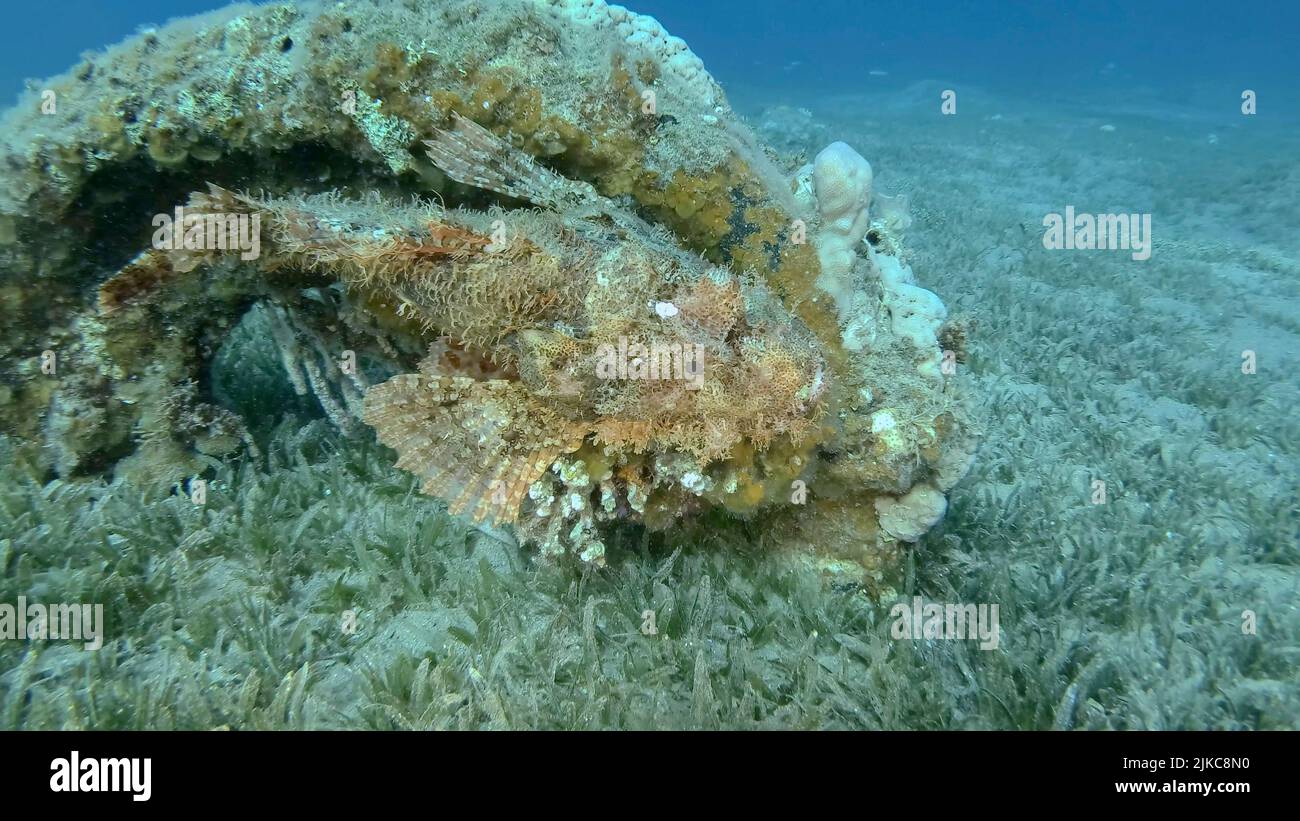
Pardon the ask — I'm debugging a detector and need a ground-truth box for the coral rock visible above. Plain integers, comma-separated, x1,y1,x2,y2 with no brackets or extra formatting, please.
0,0,978,587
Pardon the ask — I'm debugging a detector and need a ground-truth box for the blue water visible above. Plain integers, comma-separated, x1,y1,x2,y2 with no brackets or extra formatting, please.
5,1,1299,105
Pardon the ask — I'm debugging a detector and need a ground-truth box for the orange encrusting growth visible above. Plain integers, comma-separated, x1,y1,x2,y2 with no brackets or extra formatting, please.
117,110,844,562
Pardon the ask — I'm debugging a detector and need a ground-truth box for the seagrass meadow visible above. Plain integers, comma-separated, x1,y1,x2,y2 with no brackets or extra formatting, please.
0,1,1297,729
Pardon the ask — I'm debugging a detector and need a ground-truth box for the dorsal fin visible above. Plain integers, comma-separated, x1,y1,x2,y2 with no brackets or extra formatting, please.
424,113,598,211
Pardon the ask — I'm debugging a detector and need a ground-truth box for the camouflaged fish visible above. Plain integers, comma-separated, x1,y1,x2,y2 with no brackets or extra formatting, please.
104,114,829,563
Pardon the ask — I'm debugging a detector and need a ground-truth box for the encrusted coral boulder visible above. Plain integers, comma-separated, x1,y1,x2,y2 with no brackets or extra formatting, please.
0,0,976,590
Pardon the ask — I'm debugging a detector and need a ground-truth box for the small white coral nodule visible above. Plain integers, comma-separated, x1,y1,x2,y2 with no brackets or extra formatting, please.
874,483,949,543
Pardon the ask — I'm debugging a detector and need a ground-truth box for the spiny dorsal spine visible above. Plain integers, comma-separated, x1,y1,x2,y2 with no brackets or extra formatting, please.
424,113,598,211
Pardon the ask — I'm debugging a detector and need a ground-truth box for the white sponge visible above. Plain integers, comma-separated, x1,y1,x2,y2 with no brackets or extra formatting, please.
874,483,948,542
813,141,873,235
874,250,947,379
812,141,873,321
